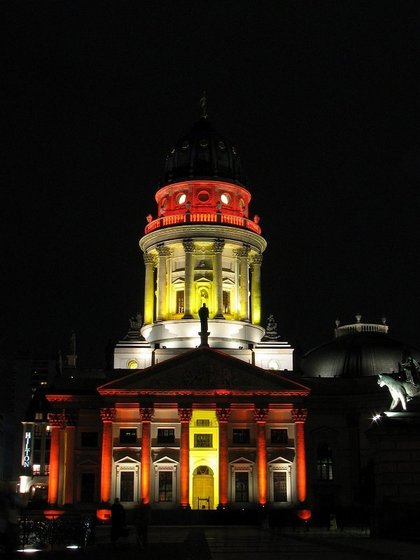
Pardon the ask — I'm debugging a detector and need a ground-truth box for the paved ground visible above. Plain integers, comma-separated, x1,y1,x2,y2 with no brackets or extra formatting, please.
10,525,420,560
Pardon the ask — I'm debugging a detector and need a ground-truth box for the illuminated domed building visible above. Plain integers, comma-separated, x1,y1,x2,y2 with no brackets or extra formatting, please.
19,108,420,533
29,110,312,520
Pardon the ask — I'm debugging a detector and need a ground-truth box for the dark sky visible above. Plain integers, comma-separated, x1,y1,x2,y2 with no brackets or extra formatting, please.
2,1,419,368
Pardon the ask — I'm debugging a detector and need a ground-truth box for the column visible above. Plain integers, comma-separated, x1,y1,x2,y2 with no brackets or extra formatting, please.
156,244,171,321
178,407,192,508
182,239,194,319
216,406,231,506
292,408,308,503
100,408,116,504
254,406,269,505
140,406,154,504
47,413,65,506
143,253,155,325
213,239,225,318
235,245,250,321
250,254,263,325
63,415,75,505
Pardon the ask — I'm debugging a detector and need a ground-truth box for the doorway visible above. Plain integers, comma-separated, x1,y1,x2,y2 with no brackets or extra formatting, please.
192,466,214,510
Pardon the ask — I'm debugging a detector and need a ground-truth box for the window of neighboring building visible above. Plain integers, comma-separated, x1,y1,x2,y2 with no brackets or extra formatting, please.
80,473,95,503
233,429,250,444
158,471,173,502
81,432,98,448
273,471,288,502
235,472,249,502
270,429,288,445
157,428,175,444
119,428,137,444
176,291,184,314
194,434,212,448
120,471,134,502
317,443,333,481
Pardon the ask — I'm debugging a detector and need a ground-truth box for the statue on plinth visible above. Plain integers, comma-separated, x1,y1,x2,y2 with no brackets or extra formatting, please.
198,303,210,347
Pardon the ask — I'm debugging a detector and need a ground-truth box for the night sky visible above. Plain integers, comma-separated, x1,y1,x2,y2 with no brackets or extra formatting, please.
2,1,419,368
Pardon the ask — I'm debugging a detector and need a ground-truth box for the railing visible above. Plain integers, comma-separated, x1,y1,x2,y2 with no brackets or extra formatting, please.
145,212,261,235
18,513,96,550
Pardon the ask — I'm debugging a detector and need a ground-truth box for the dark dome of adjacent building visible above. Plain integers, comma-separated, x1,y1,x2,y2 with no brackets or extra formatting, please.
300,319,420,378
161,117,247,186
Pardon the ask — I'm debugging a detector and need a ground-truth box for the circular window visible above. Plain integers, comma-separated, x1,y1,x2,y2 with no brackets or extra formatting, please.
127,359,139,370
268,359,280,371
199,138,208,148
197,190,210,202
177,193,187,204
221,193,230,205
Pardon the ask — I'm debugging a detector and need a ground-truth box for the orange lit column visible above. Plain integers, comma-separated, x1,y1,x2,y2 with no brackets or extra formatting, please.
47,413,64,506
156,244,171,321
140,407,154,504
143,253,155,325
178,407,192,508
182,239,194,319
216,406,231,506
254,407,269,505
250,254,263,325
213,239,225,319
63,418,75,505
292,408,308,503
100,408,116,504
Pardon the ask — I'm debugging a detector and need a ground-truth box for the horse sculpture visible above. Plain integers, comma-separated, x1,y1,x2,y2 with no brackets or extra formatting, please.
377,374,420,411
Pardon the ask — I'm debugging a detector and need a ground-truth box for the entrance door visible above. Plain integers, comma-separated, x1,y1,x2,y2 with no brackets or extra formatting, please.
192,466,214,510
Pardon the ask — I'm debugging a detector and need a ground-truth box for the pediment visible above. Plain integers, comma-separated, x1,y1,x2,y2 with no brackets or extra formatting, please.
114,454,139,464
231,456,254,465
98,348,309,396
153,453,179,464
268,452,294,464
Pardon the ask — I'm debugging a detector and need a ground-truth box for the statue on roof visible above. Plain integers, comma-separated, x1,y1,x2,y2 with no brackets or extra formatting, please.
378,374,420,411
264,314,280,340
400,353,420,385
124,313,144,340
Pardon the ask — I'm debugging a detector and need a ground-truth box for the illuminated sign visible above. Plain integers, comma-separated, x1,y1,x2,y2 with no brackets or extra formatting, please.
23,431,31,467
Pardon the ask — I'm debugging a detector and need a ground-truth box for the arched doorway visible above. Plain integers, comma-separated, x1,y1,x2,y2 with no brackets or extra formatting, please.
192,466,214,510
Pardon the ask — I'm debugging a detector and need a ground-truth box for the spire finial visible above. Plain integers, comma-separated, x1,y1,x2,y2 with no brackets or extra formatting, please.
199,91,208,119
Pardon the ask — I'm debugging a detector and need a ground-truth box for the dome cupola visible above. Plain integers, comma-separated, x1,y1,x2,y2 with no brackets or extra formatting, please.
301,316,420,378
162,117,247,187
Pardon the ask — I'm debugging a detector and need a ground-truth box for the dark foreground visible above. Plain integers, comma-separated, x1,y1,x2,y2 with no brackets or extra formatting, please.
8,525,420,560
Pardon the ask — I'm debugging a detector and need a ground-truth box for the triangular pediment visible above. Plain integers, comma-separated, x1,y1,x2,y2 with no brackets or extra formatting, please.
268,452,294,464
231,456,254,465
153,453,179,465
114,454,139,464
98,348,310,396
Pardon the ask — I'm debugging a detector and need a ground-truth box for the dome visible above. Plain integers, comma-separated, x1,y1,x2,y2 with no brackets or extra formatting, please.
300,320,420,378
161,117,247,186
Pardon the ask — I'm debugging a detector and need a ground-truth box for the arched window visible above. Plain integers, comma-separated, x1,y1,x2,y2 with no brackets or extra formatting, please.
316,443,333,481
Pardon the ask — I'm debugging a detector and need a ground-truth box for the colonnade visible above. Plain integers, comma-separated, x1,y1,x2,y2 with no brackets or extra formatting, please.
47,406,307,508
142,239,263,325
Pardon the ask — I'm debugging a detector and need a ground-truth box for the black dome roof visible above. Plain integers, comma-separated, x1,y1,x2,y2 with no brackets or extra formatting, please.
161,117,247,186
301,331,420,378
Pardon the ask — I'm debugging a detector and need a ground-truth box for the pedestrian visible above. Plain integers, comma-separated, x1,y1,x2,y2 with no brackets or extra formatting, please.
135,499,151,549
110,497,126,548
